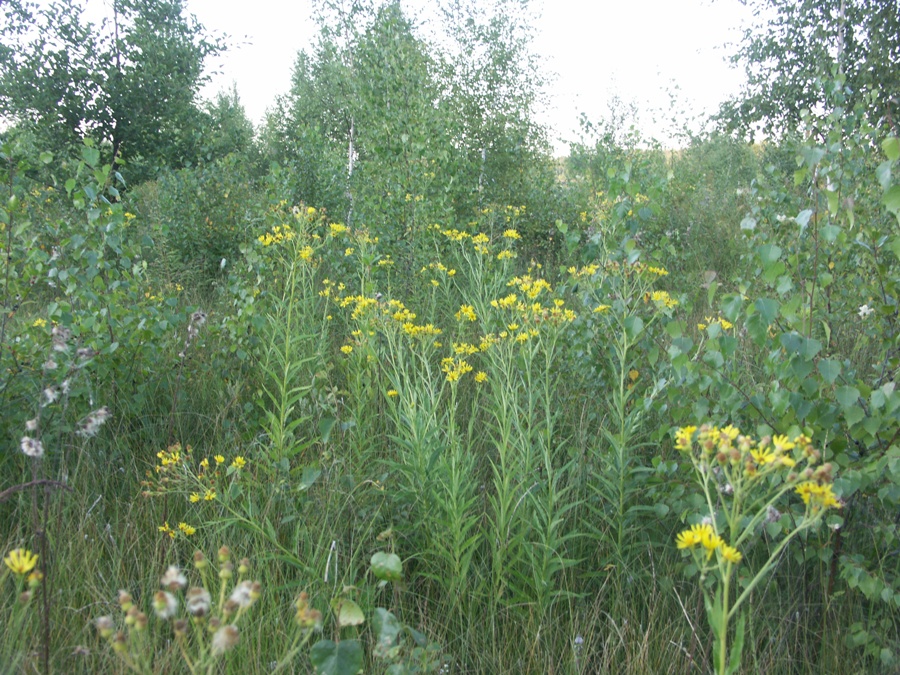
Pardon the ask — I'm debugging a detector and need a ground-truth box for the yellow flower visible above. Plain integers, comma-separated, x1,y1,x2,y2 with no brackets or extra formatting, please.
772,434,795,452
455,305,477,322
200,458,209,469
32,318,48,328
204,489,217,501
675,426,696,451
4,548,38,575
214,455,225,465
189,493,201,503
675,529,700,549
231,456,246,470
720,544,742,564
158,522,175,539
475,371,487,383
699,526,723,557
593,304,611,314
628,369,639,382
795,482,841,509
750,448,776,465
502,229,521,240
340,345,353,355
178,522,196,536
387,390,399,397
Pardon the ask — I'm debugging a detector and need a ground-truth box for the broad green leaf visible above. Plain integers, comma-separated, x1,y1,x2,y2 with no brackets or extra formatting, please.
336,599,365,628
758,243,782,263
309,639,364,675
884,136,900,162
795,209,814,228
883,185,900,215
836,386,861,409
817,359,841,384
371,552,403,582
82,145,100,167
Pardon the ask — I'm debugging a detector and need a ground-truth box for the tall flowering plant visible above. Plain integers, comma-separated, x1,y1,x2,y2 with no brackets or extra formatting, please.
674,424,841,675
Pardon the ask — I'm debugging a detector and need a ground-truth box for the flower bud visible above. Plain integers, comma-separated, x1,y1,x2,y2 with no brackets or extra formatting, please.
96,616,115,639
193,550,207,570
118,590,133,612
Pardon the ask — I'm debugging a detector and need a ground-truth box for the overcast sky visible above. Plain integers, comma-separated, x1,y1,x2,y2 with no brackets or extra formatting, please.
70,0,753,152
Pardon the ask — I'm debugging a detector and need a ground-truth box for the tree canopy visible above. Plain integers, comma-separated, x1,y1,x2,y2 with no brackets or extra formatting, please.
721,0,900,136
0,0,225,179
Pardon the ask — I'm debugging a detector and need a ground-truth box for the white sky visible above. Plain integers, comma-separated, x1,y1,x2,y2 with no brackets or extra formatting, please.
38,0,755,153
185,0,754,152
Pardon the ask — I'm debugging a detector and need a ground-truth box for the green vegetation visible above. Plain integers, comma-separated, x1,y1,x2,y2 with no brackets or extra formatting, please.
1,0,898,672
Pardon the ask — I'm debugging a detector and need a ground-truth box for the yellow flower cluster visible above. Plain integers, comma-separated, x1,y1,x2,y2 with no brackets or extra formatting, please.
329,223,348,236
675,424,840,509
675,523,742,564
648,290,679,308
568,264,600,278
507,275,552,299
795,481,841,509
502,229,521,240
698,315,734,331
441,357,474,383
158,521,196,539
402,322,443,339
455,304,477,322
257,224,295,247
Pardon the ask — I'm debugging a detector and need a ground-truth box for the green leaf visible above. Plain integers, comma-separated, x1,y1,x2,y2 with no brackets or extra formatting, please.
883,185,900,215
817,359,841,384
82,145,100,168
309,639,364,675
884,136,900,162
319,416,337,444
755,298,779,324
877,160,893,190
371,552,403,583
836,386,861,409
727,612,747,675
372,608,401,658
336,599,365,628
795,209,814,228
758,243,782,263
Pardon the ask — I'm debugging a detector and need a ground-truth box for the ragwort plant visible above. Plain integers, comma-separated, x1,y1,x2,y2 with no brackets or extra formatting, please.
674,424,841,675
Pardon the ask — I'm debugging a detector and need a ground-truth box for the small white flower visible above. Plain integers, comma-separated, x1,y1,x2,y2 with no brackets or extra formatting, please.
20,436,44,458
229,580,254,609
186,587,212,617
211,625,240,655
858,304,874,319
76,406,112,438
25,418,38,432
153,591,179,619
160,566,187,591
42,387,59,406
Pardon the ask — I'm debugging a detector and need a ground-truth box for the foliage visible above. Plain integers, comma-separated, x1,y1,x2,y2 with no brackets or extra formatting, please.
721,0,900,136
0,0,225,182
